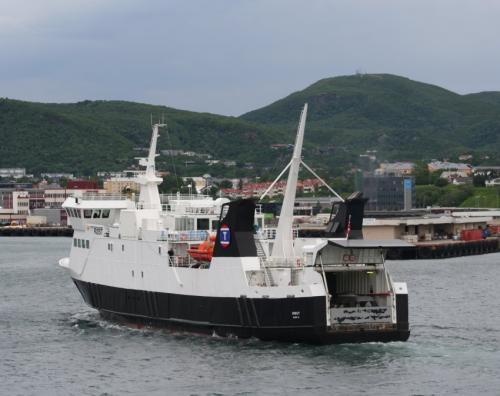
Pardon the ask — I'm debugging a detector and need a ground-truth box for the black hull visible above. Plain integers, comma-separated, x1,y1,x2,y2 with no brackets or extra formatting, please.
73,279,410,344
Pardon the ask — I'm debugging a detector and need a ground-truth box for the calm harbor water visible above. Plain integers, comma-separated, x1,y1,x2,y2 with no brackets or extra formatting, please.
1,237,499,395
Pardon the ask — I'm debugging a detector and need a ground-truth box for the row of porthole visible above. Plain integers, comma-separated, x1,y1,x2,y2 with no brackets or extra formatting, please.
131,270,144,278
107,243,125,252
73,238,90,249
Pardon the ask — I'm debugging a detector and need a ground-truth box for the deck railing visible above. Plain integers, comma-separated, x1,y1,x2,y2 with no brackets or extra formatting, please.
260,256,303,268
159,230,209,242
256,228,299,240
81,193,131,201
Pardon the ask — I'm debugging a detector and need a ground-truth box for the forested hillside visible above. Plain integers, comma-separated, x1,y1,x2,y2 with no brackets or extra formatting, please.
0,99,284,174
2,74,500,175
242,74,500,165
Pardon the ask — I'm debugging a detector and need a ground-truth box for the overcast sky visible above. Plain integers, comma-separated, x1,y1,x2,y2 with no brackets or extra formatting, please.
1,0,499,115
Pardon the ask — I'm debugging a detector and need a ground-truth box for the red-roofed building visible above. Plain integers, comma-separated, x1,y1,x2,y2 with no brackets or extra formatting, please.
67,180,99,190
221,178,322,198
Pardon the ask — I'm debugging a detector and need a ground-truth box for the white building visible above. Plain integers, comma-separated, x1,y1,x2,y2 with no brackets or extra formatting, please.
428,161,472,175
12,191,29,214
0,168,26,179
375,162,415,176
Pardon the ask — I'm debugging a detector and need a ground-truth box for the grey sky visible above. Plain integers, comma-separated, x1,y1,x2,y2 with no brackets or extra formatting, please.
1,0,499,115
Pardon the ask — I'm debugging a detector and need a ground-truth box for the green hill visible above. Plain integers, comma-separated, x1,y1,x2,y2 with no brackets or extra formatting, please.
0,99,284,175
1,73,500,176
241,74,500,164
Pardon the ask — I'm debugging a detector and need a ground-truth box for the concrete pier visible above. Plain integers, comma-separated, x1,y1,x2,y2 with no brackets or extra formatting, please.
386,238,499,260
0,227,73,237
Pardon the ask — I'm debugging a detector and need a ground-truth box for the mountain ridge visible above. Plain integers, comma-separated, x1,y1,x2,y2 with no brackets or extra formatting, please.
1,73,499,176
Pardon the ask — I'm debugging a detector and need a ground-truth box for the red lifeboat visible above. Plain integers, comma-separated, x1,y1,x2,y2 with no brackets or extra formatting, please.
187,233,216,262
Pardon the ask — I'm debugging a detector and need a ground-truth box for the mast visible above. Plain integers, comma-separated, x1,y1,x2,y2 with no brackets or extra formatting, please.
137,123,165,210
271,103,308,260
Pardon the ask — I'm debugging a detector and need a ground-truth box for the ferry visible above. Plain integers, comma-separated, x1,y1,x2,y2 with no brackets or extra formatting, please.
59,104,410,344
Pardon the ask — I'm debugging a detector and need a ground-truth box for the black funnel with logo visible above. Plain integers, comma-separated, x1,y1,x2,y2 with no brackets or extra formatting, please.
324,192,367,239
213,199,258,258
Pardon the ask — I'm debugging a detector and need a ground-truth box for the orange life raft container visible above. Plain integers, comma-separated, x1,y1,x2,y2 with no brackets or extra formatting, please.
187,233,216,262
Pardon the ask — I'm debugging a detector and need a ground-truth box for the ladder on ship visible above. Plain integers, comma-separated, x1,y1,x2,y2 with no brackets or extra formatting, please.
254,238,267,259
255,238,275,286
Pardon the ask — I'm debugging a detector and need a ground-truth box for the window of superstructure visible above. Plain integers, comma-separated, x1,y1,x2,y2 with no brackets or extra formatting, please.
73,238,77,247
197,218,209,230
85,240,90,249
77,239,81,248
175,217,194,231
76,210,81,218
92,209,101,218
84,210,92,218
102,209,110,218
122,244,124,252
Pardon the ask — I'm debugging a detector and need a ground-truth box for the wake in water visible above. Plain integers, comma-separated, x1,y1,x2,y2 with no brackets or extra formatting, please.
65,310,251,343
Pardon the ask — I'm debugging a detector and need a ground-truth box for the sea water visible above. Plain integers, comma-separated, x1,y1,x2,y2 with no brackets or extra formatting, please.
1,237,499,395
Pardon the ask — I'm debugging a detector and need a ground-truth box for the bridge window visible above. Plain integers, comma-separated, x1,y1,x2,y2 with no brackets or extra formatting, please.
92,209,101,218
197,218,209,230
73,238,77,247
84,210,92,218
175,217,194,231
102,209,110,218
77,239,81,248
85,240,90,249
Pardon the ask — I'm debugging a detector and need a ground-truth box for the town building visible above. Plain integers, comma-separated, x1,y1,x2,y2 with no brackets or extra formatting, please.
40,173,75,180
362,213,495,242
0,181,103,225
428,161,472,175
473,166,500,177
97,171,126,178
375,162,415,176
363,176,415,211
0,168,26,179
103,177,140,194
221,179,322,199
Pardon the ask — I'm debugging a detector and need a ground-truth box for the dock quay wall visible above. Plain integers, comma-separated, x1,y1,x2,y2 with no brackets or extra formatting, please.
0,227,74,237
386,238,499,260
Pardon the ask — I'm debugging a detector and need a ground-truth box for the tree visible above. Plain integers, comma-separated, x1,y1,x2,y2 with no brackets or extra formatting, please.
217,179,233,189
434,177,449,187
159,175,182,193
473,174,486,187
412,161,431,185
